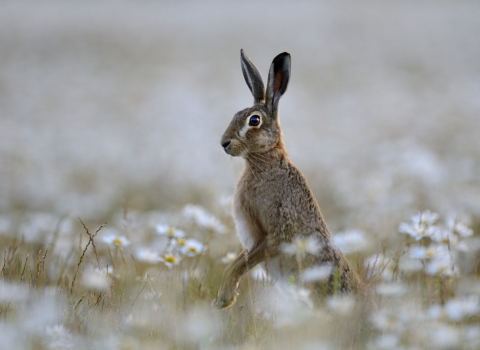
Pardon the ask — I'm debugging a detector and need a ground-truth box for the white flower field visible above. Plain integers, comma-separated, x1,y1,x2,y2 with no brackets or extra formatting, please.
0,1,479,349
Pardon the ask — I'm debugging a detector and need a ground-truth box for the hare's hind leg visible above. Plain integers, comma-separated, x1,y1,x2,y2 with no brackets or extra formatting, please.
213,240,273,309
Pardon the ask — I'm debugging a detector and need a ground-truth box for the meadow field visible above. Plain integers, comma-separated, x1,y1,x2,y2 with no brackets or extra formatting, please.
0,1,479,348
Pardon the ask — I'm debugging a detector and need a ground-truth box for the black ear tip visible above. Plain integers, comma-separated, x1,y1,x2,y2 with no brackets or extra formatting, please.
272,52,291,67
240,49,249,62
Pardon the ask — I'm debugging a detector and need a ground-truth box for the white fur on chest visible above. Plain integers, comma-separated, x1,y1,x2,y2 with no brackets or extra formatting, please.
232,196,255,250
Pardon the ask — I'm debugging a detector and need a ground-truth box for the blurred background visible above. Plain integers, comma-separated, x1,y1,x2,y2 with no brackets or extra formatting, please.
1,0,479,237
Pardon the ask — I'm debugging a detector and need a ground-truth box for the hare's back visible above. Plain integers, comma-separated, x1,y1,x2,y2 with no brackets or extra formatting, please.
272,162,329,236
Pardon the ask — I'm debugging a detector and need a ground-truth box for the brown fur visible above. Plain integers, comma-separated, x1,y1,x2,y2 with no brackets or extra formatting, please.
214,50,367,309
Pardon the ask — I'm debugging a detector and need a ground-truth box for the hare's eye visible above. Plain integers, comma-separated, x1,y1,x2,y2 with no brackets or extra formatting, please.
249,115,261,127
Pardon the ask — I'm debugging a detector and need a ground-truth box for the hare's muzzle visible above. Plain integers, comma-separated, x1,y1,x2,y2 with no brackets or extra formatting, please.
221,139,232,154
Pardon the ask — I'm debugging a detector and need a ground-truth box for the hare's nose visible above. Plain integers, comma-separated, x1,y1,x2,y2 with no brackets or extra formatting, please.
221,140,231,150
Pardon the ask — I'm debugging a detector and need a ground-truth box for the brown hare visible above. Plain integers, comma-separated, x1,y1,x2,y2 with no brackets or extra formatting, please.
214,50,366,309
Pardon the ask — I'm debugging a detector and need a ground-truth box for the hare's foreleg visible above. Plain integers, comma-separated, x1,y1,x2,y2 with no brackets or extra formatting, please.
221,248,247,277
214,240,272,309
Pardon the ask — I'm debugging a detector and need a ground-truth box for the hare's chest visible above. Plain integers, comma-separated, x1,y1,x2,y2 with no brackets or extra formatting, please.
232,193,255,250
233,181,267,250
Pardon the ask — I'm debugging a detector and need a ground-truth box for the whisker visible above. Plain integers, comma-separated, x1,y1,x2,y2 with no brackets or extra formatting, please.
246,160,259,181
236,140,274,178
243,154,260,182
249,152,270,161
236,141,272,164
248,153,273,164
246,155,274,179
238,145,259,181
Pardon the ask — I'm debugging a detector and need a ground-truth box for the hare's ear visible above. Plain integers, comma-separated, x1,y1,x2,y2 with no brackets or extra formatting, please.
265,52,290,117
240,49,265,104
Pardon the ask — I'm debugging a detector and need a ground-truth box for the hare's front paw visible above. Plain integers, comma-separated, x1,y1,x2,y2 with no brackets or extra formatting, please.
213,286,238,309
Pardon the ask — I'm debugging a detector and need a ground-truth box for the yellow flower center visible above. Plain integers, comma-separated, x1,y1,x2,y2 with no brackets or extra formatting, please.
426,247,436,258
167,227,175,235
177,239,186,246
112,238,123,246
295,240,307,250
188,246,197,253
164,255,176,263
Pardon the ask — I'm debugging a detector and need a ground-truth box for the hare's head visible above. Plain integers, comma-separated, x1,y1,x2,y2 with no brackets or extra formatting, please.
221,50,291,157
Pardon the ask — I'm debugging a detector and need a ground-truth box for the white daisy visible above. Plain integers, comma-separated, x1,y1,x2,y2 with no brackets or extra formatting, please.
444,296,480,322
156,224,184,239
464,326,480,346
220,252,237,264
426,304,444,320
409,245,442,260
417,210,440,226
291,287,313,308
425,256,458,277
250,265,271,281
0,281,29,303
399,210,439,241
46,324,73,349
46,324,70,338
369,308,403,332
101,234,130,248
159,254,181,269
398,257,423,273
182,204,226,233
446,216,474,238
375,283,407,297
427,322,461,349
431,228,458,245
134,248,162,264
0,215,11,233
370,334,400,350
301,264,333,282
95,266,116,278
326,295,355,315
179,239,205,257
81,269,111,291
281,236,322,257
333,229,369,254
